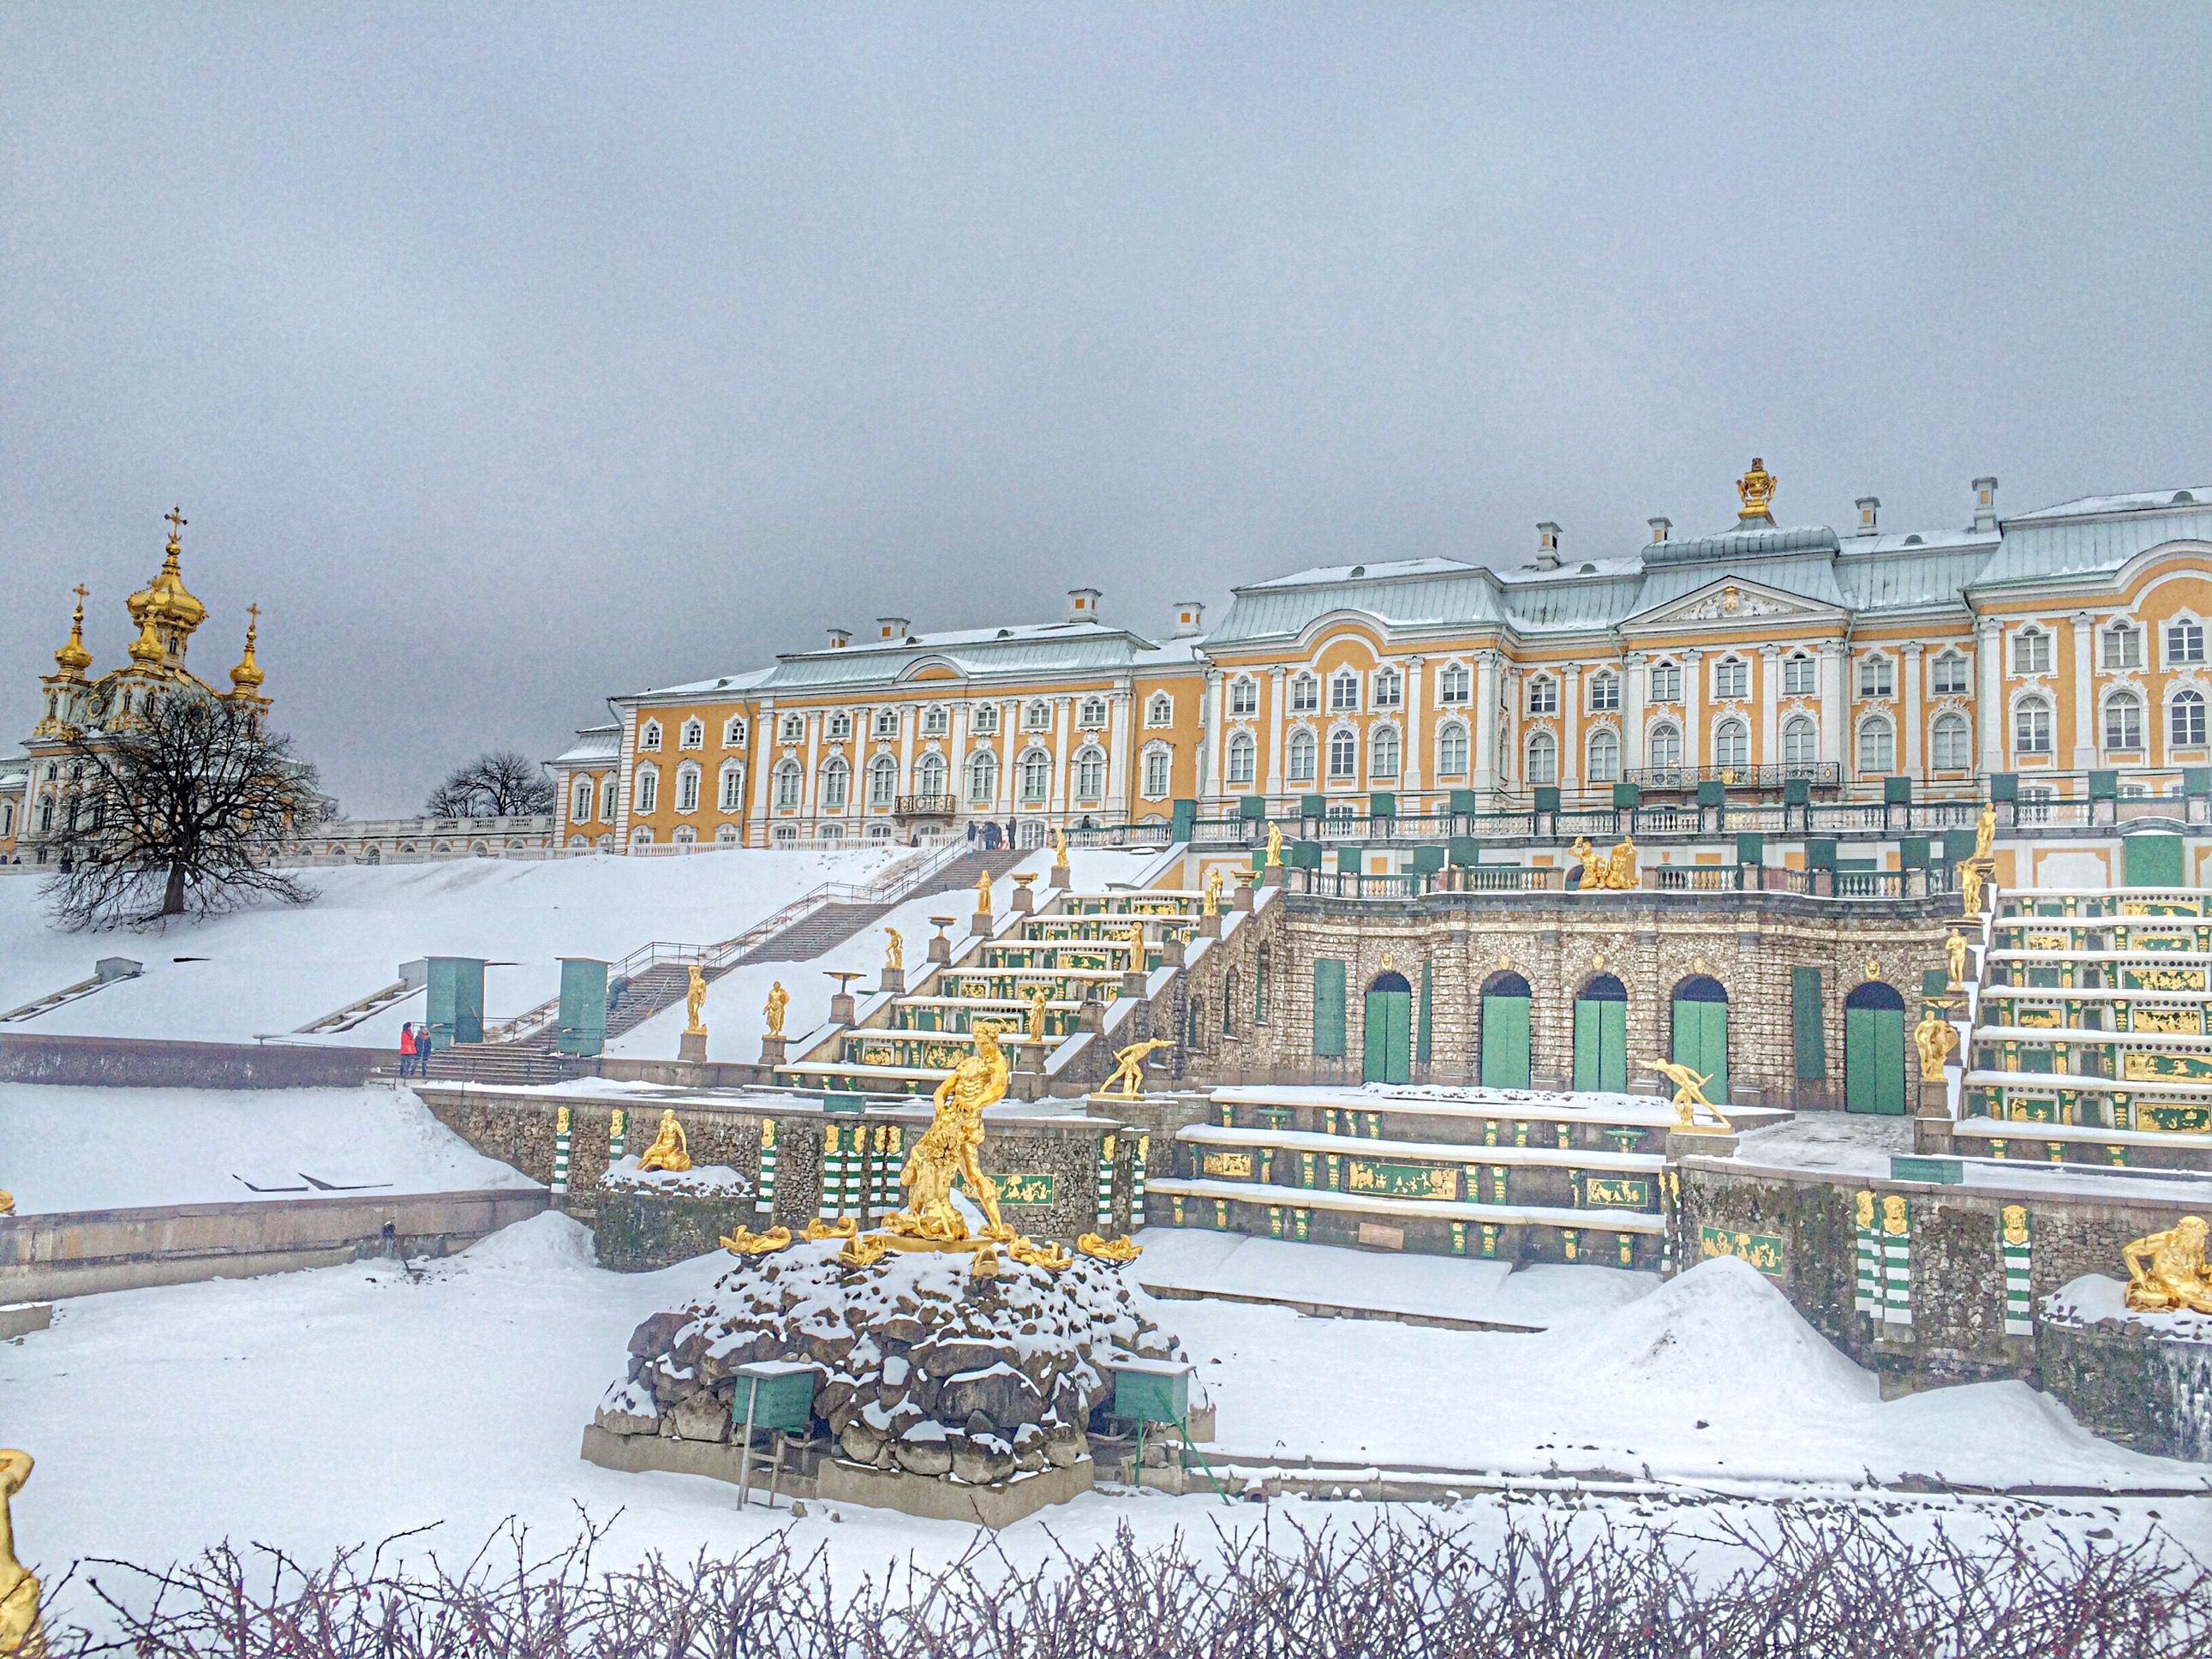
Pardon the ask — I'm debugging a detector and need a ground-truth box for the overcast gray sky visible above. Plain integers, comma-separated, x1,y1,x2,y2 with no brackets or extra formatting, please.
4,5,2209,814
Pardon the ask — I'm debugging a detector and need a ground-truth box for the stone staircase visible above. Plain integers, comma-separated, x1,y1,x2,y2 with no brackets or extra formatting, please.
421,1031,572,1087
735,849,1025,964
1952,884,2212,1168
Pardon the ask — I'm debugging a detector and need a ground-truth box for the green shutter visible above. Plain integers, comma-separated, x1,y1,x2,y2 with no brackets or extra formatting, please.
1575,998,1627,1093
1417,959,1433,1065
1480,994,1531,1088
1791,967,1825,1081
1845,1005,1907,1114
1573,1001,1601,1091
1312,959,1346,1058
1876,1006,1905,1112
1672,998,1728,1105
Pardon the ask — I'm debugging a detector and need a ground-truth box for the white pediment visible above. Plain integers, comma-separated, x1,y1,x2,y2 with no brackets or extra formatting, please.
1627,575,1848,632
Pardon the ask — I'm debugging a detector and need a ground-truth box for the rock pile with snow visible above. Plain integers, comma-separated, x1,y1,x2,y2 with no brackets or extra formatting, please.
2045,1273,2212,1342
598,1239,1183,1484
598,1156,753,1199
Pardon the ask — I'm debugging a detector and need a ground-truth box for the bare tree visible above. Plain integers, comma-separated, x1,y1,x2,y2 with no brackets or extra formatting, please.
42,697,329,930
425,750,554,818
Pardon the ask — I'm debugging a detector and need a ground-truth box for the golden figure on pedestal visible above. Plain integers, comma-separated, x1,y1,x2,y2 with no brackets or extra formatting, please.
1601,837,1639,889
879,1021,1013,1244
637,1109,692,1173
1123,920,1145,967
2123,1215,2212,1313
1202,867,1223,915
1025,985,1049,1044
1644,1057,1727,1129
1915,999,1961,1081
1264,821,1284,867
1946,927,1969,988
1975,800,1997,862
762,979,789,1036
683,965,708,1036
1054,826,1070,870
883,927,903,972
975,869,995,915
1104,1036,1175,1098
0,1448,41,1658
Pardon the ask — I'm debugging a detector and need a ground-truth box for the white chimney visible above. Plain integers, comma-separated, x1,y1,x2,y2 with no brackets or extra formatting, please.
827,626,851,650
1535,522,1562,571
876,616,910,641
1855,496,1880,536
1067,587,1102,624
1972,476,1999,531
1171,600,1205,639
1647,517,1671,544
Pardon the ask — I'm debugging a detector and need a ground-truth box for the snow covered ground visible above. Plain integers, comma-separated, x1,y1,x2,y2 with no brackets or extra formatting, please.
0,1082,535,1213
4,1211,2206,1621
0,847,905,1045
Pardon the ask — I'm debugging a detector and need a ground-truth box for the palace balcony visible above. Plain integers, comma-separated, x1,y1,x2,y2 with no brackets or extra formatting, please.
894,794,959,819
1627,763,1841,791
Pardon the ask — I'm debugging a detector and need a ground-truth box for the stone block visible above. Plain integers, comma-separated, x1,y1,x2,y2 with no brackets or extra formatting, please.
679,1031,708,1063
594,1191,757,1272
816,1453,1093,1528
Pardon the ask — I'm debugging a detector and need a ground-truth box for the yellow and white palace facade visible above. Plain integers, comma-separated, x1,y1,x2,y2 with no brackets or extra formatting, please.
546,467,2212,853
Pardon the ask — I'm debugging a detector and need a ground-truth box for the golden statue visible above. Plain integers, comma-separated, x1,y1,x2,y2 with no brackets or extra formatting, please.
1264,821,1284,867
1736,457,1778,520
1881,1194,1908,1236
1202,867,1223,916
975,868,994,914
683,965,708,1036
1007,1235,1073,1270
884,927,903,972
0,1192,11,1219
762,979,789,1037
2123,1215,2212,1313
1975,800,1997,862
1946,927,1969,988
637,1108,692,1173
1025,985,1049,1043
1599,836,1638,889
1569,835,1597,883
1104,1036,1175,1098
1053,826,1070,869
1914,1003,1959,1081
1644,1057,1726,1129
1959,856,1992,915
0,1448,40,1659
880,1021,1013,1243
2002,1204,2028,1249
800,1216,858,1242
1077,1231,1143,1262
720,1222,792,1255
1123,920,1146,967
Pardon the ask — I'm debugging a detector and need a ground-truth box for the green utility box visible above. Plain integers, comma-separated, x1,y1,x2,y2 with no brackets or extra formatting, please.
423,956,485,1049
1300,794,1328,821
1612,782,1641,809
1336,846,1361,876
1735,831,1765,865
1109,1358,1193,1425
824,1092,867,1114
1239,794,1270,821
1533,785,1561,812
731,1361,818,1431
1368,792,1397,819
1292,839,1324,871
1169,800,1196,842
556,957,608,1057
1411,846,1445,876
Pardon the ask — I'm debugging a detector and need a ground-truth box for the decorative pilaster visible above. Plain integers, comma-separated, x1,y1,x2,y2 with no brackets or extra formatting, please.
2071,611,2097,770
1976,616,2005,776
1901,642,1925,779
553,1105,571,1195
756,1118,778,1216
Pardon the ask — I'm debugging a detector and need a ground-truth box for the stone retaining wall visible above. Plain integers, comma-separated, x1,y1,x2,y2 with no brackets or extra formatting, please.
2037,1317,2212,1461
0,1033,392,1090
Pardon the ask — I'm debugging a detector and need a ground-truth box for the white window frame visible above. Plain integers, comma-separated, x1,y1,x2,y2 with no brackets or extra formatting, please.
1525,729,1557,785
1369,724,1401,780
1227,678,1258,717
1073,745,1105,800
1930,713,1971,770
917,752,948,798
1077,697,1109,729
968,751,998,805
1713,656,1749,701
1019,747,1051,802
2167,620,2207,668
2104,691,2144,752
1646,721,1682,769
2102,623,2143,670
1856,715,1894,776
1436,721,1469,779
1930,651,1970,696
1526,675,1557,716
774,760,802,810
1145,692,1174,728
2014,696,2053,756
2013,627,2054,676
1372,667,1403,710
1587,670,1620,713
1857,655,1893,699
1287,728,1318,783
1782,653,1818,698
2173,688,2208,748
873,708,900,740
971,704,1000,735
821,757,850,812
1326,725,1358,781
679,718,704,750
1713,717,1749,770
1226,731,1257,787
778,712,804,744
921,705,949,737
1438,662,1471,706
1586,727,1619,782
723,715,748,747
1291,672,1321,713
674,762,702,814
640,719,663,752
719,761,744,812
1141,743,1171,800
1329,670,1360,714
1648,662,1682,704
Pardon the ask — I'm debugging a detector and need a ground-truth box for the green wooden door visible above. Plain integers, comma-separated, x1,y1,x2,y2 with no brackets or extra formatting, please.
1671,997,1729,1104
1571,998,1627,1091
1312,960,1347,1058
1844,1006,1906,1113
1480,993,1532,1088
1363,990,1413,1082
2125,834,2185,888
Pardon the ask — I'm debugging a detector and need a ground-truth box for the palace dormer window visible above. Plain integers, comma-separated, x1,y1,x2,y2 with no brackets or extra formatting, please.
1931,650,1970,696
971,704,1000,735
1024,700,1052,731
1526,675,1557,716
826,711,852,741
922,705,950,736
1145,692,1174,727
1783,652,1817,697
1714,657,1749,701
1228,678,1258,717
1373,668,1402,709
1438,662,1471,705
1587,670,1619,712
2102,623,2143,670
723,715,748,746
873,708,900,739
1078,696,1108,728
1648,662,1682,703
2013,627,2053,675
778,713,804,743
679,719,703,749
2167,621,2206,667
1330,670,1360,713
1291,672,1320,712
1857,655,1893,698
640,720,662,751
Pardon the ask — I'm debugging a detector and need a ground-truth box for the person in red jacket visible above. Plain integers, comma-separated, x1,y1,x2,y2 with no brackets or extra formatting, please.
398,1021,418,1078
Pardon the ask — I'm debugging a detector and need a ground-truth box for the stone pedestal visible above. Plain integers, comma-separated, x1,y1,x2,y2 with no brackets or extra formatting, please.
1262,864,1283,887
1161,937,1187,967
1232,881,1254,913
679,1030,708,1063
1049,864,1072,889
1079,999,1105,1033
1013,883,1036,914
1121,969,1148,997
1812,868,1834,897
758,1034,788,1067
928,934,953,965
971,909,994,937
1199,913,1221,939
878,967,906,995
828,992,858,1025
1913,1075,1955,1153
1666,1129,1737,1159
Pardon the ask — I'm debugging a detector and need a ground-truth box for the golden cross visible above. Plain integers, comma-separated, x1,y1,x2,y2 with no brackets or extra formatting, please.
164,506,188,542
247,603,260,626
71,584,87,606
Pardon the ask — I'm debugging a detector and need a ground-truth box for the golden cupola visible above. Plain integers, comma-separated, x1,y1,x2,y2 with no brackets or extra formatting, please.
228,606,266,695
51,586,92,680
125,507,209,661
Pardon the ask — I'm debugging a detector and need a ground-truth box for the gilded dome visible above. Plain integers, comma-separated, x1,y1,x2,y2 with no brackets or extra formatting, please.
51,589,92,678
127,510,208,638
229,608,266,692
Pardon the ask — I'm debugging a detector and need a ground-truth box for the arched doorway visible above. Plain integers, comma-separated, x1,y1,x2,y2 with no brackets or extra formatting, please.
1362,969,1413,1083
1573,973,1628,1093
1844,979,1908,1115
1479,970,1532,1088
1670,974,1729,1105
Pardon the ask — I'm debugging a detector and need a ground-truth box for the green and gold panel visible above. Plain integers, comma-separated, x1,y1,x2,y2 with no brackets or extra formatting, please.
2125,1003,2208,1036
1198,1149,1256,1181
988,1171,1056,1207
2123,1051,2212,1082
1575,1172,1655,1210
1698,1225,1784,1277
2125,966,2208,993
1343,1159,1461,1201
2137,1104,2212,1134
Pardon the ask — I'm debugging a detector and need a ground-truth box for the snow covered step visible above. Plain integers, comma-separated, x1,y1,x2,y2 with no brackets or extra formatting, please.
1178,1122,1665,1176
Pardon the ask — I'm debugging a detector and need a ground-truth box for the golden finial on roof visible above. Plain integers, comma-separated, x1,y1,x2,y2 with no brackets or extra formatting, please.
164,505,188,552
129,504,207,637
1736,458,1778,523
52,584,92,677
229,604,265,692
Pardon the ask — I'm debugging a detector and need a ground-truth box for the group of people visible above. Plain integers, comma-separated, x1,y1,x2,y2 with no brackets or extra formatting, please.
396,1021,431,1077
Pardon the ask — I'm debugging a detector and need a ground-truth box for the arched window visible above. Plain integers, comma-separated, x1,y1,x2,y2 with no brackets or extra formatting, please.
715,824,739,844
1587,670,1619,712
1438,662,1472,705
2101,622,2143,669
1073,746,1105,800
634,764,660,814
1370,725,1401,779
672,824,696,845
679,718,703,749
2013,627,2053,675
2106,692,2144,752
1373,668,1402,709
917,752,948,797
2015,697,2053,755
1437,722,1469,778
1288,729,1318,782
1782,653,1817,697
675,763,701,814
719,761,744,812
1146,692,1173,727
771,823,797,846
821,757,850,811
1713,656,1749,700
1227,679,1258,716
774,760,803,809
1587,728,1619,782
1291,673,1320,712
598,778,616,821
1783,716,1818,770
1328,728,1358,780
1078,697,1108,728
571,779,591,823
1025,700,1053,731
968,751,998,804
723,715,748,746
2173,689,2208,748
971,704,999,735
1526,675,1557,716
1227,732,1257,786
873,708,900,739
37,797,53,835
778,712,804,743
1330,670,1360,713
1648,662,1683,703
1713,719,1749,772
1931,651,1970,695
1856,715,1894,774
826,711,852,741
1019,748,1051,802
1857,655,1893,698
640,720,662,752
1142,745,1170,799
1931,714,1970,770
868,754,899,807
1525,729,1557,784
922,705,950,736
1647,722,1681,769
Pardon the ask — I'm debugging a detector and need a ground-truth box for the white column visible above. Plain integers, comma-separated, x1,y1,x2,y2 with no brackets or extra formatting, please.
748,704,774,845
1472,650,1502,803
613,710,637,847
1623,654,1647,779
1680,648,1704,771
1266,667,1286,799
1106,689,1130,818
1048,696,1070,816
1976,617,2005,776
2070,611,2096,770
802,710,823,826
1758,647,1781,776
1902,642,1925,780
1200,670,1223,801
999,702,1019,817
1820,640,1847,770
1402,656,1424,795
1557,663,1579,795
950,702,970,826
